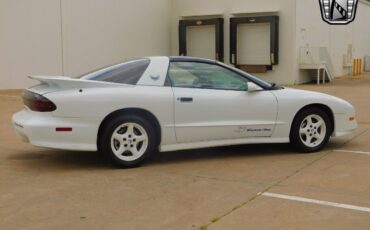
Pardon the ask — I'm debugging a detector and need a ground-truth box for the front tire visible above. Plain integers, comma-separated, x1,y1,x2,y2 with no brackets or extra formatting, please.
290,108,332,152
99,115,156,168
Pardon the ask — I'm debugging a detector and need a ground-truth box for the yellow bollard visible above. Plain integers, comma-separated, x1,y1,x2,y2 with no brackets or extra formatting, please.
356,58,360,76
352,59,355,76
357,58,360,76
359,58,362,75
353,59,357,76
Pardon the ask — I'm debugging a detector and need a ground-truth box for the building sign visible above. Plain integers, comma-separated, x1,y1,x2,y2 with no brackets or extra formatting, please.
319,0,359,24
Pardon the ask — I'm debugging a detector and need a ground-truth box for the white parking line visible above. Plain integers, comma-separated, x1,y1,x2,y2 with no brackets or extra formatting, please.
260,192,370,213
0,95,20,98
334,150,370,155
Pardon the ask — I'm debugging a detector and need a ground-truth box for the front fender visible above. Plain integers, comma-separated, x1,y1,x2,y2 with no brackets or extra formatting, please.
271,88,356,138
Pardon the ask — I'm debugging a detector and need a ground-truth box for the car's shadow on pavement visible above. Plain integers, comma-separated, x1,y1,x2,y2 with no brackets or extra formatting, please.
7,149,111,170
7,143,303,170
148,143,297,166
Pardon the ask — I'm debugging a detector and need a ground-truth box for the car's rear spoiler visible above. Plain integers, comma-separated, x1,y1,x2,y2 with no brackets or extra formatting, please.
28,75,130,94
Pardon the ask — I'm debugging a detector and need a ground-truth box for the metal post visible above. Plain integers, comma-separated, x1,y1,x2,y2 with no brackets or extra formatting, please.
322,68,325,84
317,68,320,85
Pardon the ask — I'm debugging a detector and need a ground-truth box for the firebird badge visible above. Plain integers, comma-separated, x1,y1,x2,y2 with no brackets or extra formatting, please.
319,0,359,25
235,127,272,133
150,75,160,81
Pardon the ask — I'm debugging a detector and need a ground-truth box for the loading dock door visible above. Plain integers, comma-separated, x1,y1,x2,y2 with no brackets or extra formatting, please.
187,25,216,60
179,18,224,62
237,23,271,65
230,16,279,72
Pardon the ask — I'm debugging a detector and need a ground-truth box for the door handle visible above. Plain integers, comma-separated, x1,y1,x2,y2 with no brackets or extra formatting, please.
178,97,193,103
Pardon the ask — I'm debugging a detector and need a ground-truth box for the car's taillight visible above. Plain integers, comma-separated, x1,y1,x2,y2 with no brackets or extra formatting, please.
22,90,56,112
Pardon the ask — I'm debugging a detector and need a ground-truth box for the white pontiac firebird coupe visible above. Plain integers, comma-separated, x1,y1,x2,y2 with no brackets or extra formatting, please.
13,56,357,167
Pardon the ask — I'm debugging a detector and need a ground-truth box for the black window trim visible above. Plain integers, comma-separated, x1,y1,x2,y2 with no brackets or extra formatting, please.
167,58,271,90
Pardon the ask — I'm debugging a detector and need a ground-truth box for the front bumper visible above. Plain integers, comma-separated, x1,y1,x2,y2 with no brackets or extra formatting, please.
12,109,98,151
332,113,358,137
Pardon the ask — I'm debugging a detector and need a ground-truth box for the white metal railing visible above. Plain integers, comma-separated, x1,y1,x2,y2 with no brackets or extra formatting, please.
319,47,334,80
299,47,334,83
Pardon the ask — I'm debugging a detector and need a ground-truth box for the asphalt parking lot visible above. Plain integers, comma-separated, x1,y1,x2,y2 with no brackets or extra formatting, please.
1,76,370,230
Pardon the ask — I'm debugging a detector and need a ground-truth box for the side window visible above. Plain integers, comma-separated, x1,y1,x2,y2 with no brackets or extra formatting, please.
168,62,248,90
86,59,150,85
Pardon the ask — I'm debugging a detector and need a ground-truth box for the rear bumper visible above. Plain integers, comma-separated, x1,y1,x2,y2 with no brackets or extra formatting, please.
12,109,98,151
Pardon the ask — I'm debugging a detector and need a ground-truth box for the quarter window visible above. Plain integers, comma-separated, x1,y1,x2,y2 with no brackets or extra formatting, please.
168,62,248,90
82,59,150,85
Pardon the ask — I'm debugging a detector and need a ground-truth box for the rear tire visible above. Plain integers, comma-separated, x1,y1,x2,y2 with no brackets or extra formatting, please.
99,114,156,168
290,107,332,153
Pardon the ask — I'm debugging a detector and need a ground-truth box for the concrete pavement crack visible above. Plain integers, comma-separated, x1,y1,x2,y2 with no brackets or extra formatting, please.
167,171,271,187
200,127,369,230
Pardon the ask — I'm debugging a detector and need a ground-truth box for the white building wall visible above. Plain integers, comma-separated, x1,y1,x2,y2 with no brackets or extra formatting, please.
0,0,63,89
0,0,171,89
170,0,297,85
352,1,370,68
1,0,369,89
61,0,171,77
296,0,370,83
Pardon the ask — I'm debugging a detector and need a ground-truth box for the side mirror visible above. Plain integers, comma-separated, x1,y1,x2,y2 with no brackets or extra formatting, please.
247,82,263,92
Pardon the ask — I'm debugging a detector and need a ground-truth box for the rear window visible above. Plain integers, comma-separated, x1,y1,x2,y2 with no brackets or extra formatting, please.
82,59,150,85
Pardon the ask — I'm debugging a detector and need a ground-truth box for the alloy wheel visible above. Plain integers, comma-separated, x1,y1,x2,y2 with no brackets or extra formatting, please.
299,114,327,148
110,122,149,161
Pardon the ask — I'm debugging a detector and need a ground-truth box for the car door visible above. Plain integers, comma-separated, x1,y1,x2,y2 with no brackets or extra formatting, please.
168,61,278,143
